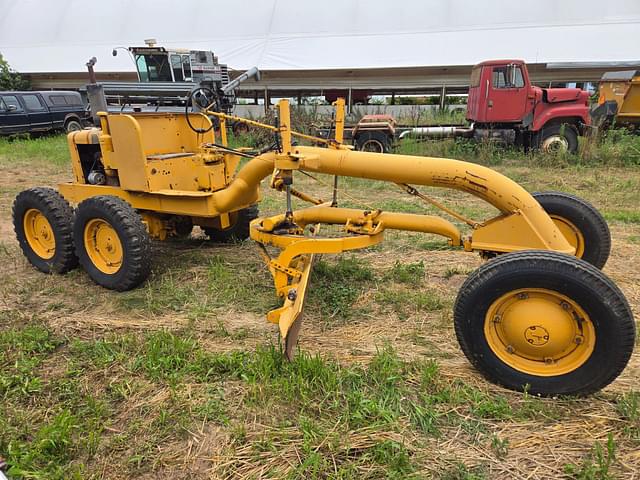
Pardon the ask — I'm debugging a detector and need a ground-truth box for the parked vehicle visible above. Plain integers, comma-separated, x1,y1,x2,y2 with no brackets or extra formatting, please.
0,91,91,136
334,60,591,154
591,70,640,131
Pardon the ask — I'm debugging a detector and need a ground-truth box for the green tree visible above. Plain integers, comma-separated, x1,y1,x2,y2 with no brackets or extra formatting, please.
0,52,30,90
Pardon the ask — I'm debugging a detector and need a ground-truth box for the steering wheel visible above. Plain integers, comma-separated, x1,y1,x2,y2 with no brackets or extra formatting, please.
185,87,220,134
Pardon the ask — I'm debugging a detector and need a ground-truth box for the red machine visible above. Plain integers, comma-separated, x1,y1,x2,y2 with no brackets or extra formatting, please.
403,60,592,154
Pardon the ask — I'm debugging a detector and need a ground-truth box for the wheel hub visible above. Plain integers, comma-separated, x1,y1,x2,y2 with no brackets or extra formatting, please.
23,208,55,259
542,135,569,153
485,288,595,376
550,215,585,258
84,219,123,274
361,139,384,153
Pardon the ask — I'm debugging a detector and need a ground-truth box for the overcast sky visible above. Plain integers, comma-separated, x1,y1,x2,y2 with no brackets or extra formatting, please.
1,0,639,72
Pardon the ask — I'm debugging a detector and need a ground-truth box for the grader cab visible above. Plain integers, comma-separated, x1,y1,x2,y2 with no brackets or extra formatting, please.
13,97,635,397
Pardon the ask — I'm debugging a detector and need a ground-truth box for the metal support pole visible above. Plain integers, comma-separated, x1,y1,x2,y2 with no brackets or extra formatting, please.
440,85,447,111
347,88,352,115
332,175,339,207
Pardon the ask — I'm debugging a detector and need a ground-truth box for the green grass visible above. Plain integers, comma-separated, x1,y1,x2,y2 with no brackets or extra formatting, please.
308,257,375,321
5,323,589,478
0,134,69,167
116,252,278,319
603,210,640,224
384,261,425,285
564,434,617,480
396,127,640,168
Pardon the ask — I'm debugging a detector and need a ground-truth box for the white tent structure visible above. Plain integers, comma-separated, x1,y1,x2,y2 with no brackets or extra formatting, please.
1,0,639,95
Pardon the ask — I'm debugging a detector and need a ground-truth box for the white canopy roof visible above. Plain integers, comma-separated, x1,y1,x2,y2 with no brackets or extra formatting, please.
1,0,639,74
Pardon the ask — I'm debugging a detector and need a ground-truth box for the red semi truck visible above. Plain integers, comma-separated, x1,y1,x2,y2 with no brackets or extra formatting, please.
352,60,592,154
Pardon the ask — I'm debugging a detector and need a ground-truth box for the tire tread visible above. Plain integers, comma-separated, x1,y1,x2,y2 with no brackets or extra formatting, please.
13,187,78,273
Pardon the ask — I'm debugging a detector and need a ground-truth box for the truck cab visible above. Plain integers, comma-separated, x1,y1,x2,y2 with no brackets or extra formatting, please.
0,91,90,136
467,60,591,152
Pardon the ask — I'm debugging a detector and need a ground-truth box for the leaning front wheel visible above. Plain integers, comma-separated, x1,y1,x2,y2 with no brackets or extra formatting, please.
533,191,611,269
454,251,635,396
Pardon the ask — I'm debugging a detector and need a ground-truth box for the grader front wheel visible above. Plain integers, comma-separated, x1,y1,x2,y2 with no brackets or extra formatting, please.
454,251,635,396
533,191,611,269
74,196,151,291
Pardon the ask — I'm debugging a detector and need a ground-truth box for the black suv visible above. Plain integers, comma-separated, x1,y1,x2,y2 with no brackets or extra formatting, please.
0,91,91,136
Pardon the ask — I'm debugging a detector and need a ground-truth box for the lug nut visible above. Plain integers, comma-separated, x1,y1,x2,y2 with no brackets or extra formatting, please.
517,292,529,300
560,301,570,310
287,289,297,301
506,345,515,353
574,336,584,345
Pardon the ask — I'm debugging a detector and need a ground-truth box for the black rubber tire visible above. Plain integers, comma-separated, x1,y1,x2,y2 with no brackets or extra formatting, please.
13,187,78,274
454,251,635,396
537,123,579,154
355,131,391,153
532,191,611,269
204,205,259,243
74,196,151,291
65,120,83,133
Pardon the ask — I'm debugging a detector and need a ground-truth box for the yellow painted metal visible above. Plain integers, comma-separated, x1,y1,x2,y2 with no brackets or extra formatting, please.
599,74,640,124
84,218,123,274
278,99,293,156
285,145,574,254
472,212,561,254
145,155,227,192
333,98,345,144
100,113,215,192
258,206,462,246
23,208,55,259
550,215,585,259
484,288,595,376
140,212,170,240
58,183,249,220
252,218,384,339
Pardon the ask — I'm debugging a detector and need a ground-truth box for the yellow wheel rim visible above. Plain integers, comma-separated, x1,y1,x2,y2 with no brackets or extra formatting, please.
551,215,585,258
83,219,123,274
23,208,56,260
484,288,595,376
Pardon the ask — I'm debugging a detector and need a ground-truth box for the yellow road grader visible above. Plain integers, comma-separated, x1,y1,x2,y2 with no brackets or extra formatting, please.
12,97,635,397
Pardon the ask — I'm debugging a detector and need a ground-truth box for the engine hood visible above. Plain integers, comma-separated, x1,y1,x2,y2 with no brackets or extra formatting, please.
543,88,588,104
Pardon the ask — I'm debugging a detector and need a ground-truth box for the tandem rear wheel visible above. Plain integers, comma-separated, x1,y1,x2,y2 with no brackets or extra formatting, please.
74,196,151,291
454,251,635,396
13,187,78,274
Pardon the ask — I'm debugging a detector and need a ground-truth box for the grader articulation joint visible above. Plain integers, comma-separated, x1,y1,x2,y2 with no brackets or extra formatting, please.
13,97,635,397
